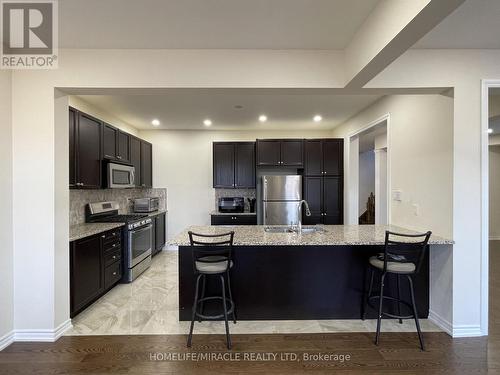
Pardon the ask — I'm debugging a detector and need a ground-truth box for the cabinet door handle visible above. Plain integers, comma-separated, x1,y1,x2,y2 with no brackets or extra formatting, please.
112,256,116,259
112,244,116,247
112,272,117,276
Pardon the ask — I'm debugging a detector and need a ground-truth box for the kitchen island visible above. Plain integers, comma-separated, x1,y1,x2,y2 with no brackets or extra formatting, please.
171,225,452,321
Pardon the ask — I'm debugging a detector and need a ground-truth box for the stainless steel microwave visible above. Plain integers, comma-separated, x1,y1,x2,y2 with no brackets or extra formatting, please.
107,162,135,188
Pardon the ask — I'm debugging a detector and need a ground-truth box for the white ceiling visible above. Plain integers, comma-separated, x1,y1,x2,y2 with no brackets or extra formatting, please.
75,89,382,131
414,0,500,49
59,0,380,49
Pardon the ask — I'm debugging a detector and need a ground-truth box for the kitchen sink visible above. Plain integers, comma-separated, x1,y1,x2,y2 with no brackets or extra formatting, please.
264,226,325,234
264,226,295,233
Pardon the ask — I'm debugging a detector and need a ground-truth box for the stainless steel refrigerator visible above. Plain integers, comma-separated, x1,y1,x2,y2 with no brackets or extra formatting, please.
262,175,302,225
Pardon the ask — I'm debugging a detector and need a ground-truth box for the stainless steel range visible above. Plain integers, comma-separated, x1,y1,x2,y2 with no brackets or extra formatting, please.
86,201,153,282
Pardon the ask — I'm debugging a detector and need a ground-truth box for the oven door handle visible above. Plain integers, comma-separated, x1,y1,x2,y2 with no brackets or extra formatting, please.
130,224,152,235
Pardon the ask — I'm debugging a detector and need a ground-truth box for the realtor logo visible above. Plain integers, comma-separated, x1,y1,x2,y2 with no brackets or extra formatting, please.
1,0,58,69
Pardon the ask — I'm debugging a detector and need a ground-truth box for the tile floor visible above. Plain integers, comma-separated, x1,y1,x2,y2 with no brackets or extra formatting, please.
65,250,441,336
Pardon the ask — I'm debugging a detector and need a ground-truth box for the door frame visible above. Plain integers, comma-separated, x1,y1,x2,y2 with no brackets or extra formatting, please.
344,113,391,225
480,79,500,335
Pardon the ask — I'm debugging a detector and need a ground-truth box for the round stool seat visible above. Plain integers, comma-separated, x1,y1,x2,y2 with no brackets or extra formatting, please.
369,256,416,274
195,255,233,274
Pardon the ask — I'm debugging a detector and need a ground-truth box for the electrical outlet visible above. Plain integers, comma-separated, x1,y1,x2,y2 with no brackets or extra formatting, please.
412,203,419,216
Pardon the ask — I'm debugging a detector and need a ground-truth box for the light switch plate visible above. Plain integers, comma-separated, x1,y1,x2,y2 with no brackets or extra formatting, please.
392,190,402,201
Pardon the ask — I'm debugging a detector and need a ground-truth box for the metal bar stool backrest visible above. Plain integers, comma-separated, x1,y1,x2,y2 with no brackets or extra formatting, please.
383,231,432,274
188,231,234,273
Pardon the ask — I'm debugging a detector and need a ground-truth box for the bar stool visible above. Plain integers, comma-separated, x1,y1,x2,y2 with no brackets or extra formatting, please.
186,231,236,350
363,230,431,350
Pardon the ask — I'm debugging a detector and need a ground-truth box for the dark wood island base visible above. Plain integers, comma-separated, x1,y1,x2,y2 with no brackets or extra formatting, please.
178,244,430,321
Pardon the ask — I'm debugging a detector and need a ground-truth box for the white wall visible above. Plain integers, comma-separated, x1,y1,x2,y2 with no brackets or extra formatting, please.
138,129,332,239
489,145,500,239
0,71,14,348
333,94,453,239
68,96,139,136
358,151,375,216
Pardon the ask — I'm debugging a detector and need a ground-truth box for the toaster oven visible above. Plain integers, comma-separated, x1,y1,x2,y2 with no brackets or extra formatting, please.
133,197,160,213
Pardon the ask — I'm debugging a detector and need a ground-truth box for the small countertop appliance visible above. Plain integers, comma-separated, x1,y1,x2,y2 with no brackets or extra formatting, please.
218,197,245,213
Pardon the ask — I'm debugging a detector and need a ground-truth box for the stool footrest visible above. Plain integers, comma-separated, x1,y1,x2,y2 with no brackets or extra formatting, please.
195,296,234,320
367,295,415,320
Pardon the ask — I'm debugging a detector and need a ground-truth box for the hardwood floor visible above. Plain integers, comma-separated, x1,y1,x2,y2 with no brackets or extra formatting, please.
0,332,490,374
0,247,498,374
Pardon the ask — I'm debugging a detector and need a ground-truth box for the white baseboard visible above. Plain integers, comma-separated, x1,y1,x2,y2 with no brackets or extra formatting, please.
452,324,484,338
0,331,15,351
428,310,452,336
13,319,72,342
489,236,500,241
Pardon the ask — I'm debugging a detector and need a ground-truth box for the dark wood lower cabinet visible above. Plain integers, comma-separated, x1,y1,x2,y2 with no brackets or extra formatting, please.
211,214,257,225
152,212,166,256
70,229,122,318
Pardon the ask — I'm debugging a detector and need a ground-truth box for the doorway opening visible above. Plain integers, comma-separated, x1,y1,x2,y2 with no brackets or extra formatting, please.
346,115,389,225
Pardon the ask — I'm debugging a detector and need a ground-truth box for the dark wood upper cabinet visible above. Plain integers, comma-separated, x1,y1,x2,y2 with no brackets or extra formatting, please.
235,142,255,188
76,112,102,188
140,141,153,188
256,140,281,166
304,139,343,176
213,143,235,188
213,142,256,188
256,139,303,167
117,131,131,163
70,234,104,316
69,108,77,188
323,139,343,176
130,136,141,187
280,139,303,166
102,123,118,160
69,107,153,189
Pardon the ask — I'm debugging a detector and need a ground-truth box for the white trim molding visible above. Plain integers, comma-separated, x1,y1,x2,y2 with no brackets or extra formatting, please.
13,319,72,343
452,325,483,338
428,310,452,336
480,79,500,337
0,331,15,351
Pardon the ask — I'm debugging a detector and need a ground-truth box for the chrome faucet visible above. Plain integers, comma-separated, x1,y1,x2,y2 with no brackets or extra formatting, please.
297,200,312,233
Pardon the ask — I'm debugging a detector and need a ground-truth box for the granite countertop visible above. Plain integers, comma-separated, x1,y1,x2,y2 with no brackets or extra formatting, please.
210,211,257,216
69,210,167,242
170,224,453,247
70,223,124,242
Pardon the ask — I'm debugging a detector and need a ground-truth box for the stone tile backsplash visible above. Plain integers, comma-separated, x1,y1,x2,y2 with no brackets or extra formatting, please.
70,188,167,225
214,189,256,212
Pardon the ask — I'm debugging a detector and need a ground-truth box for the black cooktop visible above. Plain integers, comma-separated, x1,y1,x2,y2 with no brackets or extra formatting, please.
91,214,148,223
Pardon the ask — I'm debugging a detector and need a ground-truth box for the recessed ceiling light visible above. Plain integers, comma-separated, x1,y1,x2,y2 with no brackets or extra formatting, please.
203,119,212,127
259,115,268,122
488,128,494,134
151,119,160,127
313,115,323,122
